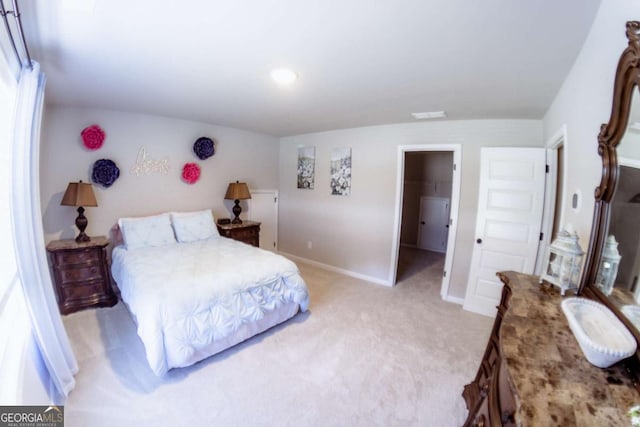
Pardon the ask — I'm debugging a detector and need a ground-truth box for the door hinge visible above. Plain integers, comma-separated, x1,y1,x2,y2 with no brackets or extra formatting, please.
274,197,278,203
545,164,549,173
453,163,457,171
443,270,447,277
540,232,544,241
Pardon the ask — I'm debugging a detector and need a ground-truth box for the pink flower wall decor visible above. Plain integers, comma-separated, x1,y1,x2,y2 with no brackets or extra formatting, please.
81,124,106,150
182,162,201,184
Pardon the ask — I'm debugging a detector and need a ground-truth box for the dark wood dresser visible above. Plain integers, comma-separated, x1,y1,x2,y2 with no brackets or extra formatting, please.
217,220,260,247
463,271,638,426
46,236,117,315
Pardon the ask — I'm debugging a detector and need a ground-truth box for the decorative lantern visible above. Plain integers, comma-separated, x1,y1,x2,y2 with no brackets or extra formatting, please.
540,229,584,295
595,235,621,296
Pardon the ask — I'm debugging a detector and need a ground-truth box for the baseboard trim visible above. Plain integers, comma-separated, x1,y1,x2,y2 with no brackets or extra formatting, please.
442,294,464,305
278,252,393,287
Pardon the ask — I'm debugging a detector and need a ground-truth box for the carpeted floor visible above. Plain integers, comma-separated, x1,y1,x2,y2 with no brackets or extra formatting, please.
62,247,493,426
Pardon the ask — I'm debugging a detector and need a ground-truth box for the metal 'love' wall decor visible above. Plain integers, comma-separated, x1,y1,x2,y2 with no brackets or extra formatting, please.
130,146,170,176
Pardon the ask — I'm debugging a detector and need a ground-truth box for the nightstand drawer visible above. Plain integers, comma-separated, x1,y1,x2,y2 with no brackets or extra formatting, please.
217,221,261,247
46,236,117,314
60,281,104,301
58,265,104,284
232,227,257,240
52,248,100,266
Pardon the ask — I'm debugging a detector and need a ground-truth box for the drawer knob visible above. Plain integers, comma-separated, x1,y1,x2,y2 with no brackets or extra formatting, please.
473,414,486,427
479,382,489,397
501,410,515,423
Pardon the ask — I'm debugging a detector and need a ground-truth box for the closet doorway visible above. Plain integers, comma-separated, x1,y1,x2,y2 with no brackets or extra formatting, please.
247,189,278,251
534,125,567,275
391,145,461,301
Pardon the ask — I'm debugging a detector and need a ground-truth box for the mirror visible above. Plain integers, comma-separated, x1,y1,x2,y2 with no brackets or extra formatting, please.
580,21,640,356
597,153,640,316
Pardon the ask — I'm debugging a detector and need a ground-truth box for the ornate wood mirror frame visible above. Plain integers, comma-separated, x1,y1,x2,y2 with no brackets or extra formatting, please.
580,21,640,368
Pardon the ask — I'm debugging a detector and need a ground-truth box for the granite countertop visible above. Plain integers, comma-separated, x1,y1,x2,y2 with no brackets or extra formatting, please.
46,235,110,250
498,271,639,426
216,220,261,230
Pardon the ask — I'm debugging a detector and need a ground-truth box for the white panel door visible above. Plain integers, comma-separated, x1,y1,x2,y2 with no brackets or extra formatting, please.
247,190,278,251
418,197,450,253
463,147,546,316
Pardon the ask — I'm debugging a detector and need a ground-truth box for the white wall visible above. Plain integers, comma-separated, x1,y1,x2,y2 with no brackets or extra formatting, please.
278,119,542,298
543,0,639,247
40,0,634,305
40,106,279,242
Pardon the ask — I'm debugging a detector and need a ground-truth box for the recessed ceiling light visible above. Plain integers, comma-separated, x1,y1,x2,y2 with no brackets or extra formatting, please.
411,111,447,120
271,68,298,85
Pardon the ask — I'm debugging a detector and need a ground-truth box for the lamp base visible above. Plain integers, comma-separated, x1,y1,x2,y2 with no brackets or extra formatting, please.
75,232,90,243
75,206,91,243
232,200,243,224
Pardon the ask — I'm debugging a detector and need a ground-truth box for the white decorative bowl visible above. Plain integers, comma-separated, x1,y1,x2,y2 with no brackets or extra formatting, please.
561,297,637,368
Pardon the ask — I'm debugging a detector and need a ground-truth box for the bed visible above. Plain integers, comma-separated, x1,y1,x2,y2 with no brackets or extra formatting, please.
110,210,310,376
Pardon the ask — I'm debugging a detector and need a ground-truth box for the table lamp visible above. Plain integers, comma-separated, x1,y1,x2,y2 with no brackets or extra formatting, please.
224,181,251,224
61,180,98,242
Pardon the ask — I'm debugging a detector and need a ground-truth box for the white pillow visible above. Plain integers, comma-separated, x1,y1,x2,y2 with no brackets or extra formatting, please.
118,213,176,250
170,210,219,243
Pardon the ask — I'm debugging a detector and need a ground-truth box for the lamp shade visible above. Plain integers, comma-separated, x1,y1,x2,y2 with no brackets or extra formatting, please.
61,181,98,207
224,181,251,200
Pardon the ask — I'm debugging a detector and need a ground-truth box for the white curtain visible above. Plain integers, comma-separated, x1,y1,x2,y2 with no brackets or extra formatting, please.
11,62,78,397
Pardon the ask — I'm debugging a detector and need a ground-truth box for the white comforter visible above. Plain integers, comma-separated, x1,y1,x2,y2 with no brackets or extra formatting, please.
111,237,309,375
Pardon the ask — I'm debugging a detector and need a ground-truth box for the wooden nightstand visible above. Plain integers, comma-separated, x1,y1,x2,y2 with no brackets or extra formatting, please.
217,220,261,247
46,236,117,315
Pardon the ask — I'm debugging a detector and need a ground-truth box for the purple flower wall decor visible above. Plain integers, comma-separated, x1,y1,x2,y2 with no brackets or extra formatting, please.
193,137,215,160
92,159,120,187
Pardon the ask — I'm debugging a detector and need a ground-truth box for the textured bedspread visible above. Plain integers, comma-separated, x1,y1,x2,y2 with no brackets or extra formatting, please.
111,237,309,375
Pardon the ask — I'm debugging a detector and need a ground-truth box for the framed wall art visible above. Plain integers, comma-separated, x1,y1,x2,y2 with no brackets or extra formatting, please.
330,147,351,196
297,146,316,189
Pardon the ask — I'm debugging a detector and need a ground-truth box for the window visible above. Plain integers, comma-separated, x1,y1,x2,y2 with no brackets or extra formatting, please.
0,43,26,405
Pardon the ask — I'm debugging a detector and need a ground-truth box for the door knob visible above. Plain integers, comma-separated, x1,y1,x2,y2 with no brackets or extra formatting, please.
421,221,425,225
476,238,483,244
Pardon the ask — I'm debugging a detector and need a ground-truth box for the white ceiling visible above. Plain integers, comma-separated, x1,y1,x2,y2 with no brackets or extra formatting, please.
21,0,601,137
